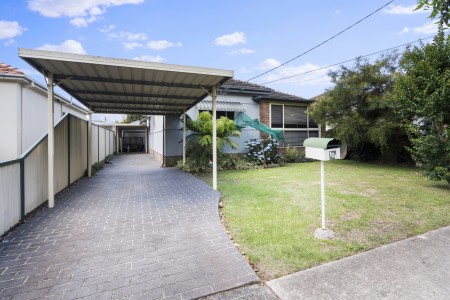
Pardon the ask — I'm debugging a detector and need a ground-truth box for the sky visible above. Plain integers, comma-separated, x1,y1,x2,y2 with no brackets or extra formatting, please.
0,0,440,123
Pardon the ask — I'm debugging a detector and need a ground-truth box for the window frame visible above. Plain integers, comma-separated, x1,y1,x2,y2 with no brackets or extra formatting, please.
269,103,320,146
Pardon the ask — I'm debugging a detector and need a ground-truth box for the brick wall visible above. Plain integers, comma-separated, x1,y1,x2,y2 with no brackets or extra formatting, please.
259,102,270,139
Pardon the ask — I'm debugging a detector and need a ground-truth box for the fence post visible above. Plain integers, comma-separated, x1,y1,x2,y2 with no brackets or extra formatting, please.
68,115,71,186
98,126,100,162
20,159,25,220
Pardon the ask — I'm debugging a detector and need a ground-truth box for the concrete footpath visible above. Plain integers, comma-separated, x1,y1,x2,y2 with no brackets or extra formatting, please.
267,226,450,300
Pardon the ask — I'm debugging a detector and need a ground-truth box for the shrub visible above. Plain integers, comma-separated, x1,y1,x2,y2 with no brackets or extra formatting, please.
245,138,283,165
283,145,305,163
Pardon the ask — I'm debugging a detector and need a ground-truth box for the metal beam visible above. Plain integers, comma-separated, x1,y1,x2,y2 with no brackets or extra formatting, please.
54,74,212,90
92,106,183,115
212,86,217,191
94,110,182,115
84,99,190,107
47,73,55,208
69,90,198,100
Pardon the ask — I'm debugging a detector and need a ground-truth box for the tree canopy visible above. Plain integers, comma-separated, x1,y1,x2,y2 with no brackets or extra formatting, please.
416,0,450,26
118,114,143,124
393,30,450,185
310,53,410,162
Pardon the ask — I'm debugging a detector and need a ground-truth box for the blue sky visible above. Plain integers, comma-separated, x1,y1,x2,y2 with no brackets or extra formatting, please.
0,0,439,122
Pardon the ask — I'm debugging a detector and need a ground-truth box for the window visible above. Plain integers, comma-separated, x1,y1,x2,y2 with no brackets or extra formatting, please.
270,104,319,146
199,110,235,120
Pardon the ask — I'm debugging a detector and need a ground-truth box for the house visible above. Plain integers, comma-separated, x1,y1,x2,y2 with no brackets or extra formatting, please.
0,63,89,162
148,79,320,166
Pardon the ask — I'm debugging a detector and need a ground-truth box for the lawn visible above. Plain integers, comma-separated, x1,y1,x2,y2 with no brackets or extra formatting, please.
208,160,450,280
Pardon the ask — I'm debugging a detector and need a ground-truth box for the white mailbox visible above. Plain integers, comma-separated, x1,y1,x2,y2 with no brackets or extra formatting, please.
304,138,342,161
303,137,343,240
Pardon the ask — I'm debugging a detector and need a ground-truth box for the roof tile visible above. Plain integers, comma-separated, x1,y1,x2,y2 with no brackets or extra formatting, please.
0,62,25,75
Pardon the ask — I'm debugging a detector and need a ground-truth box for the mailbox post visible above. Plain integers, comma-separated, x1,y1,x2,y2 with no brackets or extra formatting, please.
303,138,342,239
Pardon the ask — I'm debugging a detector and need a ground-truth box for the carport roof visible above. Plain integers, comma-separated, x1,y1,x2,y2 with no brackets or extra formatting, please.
18,48,234,115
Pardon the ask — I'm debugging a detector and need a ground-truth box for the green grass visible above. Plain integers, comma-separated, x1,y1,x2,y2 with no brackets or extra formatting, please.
206,160,450,280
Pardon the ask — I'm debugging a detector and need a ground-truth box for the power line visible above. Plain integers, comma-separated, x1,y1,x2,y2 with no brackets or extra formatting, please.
260,36,433,85
246,0,394,82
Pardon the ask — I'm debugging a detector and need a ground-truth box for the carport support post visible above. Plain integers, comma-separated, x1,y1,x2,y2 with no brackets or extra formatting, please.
87,112,92,177
212,86,218,190
47,73,55,208
182,114,186,164
321,160,326,229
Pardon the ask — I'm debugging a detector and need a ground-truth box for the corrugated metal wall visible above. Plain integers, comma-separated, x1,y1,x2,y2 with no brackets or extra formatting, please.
91,124,99,164
0,162,21,236
0,114,115,237
24,138,48,214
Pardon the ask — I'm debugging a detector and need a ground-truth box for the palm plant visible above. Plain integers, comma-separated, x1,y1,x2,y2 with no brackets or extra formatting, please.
184,111,240,167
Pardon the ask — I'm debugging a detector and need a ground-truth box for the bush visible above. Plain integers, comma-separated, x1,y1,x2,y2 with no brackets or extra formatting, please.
283,145,305,163
178,153,259,173
245,138,283,165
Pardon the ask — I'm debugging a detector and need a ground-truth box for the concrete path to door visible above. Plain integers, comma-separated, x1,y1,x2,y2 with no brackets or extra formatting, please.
0,154,258,300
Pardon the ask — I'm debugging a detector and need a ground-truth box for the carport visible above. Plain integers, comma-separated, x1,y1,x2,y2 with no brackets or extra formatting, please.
19,49,233,208
115,123,149,153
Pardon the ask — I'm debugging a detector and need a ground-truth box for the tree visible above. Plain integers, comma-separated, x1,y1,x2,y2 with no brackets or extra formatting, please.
310,53,410,162
393,30,450,186
416,0,450,27
184,111,240,167
119,114,143,124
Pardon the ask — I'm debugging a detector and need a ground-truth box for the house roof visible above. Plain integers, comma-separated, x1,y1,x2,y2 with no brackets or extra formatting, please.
220,79,313,104
19,49,234,115
0,63,25,75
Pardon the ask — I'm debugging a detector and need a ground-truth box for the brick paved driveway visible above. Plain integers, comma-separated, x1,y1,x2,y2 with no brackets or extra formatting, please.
0,154,258,300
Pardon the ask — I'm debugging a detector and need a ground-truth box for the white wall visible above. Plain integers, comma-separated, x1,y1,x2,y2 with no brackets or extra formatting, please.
0,76,88,162
0,81,20,162
148,115,164,155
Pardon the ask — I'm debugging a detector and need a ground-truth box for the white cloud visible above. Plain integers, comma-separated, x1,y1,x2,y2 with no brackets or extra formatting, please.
37,40,86,54
101,25,149,49
263,62,332,87
399,27,410,34
383,4,426,15
215,32,246,46
413,22,440,34
133,55,165,63
399,22,440,35
0,20,26,39
124,42,143,50
229,48,255,55
335,10,341,14
27,0,144,27
145,40,182,50
259,58,281,70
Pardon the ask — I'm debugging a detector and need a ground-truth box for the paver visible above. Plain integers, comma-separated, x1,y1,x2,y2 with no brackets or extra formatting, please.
0,154,258,299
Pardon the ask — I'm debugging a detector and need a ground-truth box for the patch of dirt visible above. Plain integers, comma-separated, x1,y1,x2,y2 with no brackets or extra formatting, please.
340,228,369,244
360,188,378,198
321,243,339,253
340,211,361,221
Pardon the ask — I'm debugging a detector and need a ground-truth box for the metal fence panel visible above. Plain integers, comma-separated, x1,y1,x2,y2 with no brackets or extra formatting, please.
99,127,106,161
24,139,48,214
91,125,99,164
70,116,86,183
0,163,21,235
54,117,69,194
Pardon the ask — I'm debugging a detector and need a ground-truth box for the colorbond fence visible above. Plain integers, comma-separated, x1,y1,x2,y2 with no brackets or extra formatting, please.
0,114,115,236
